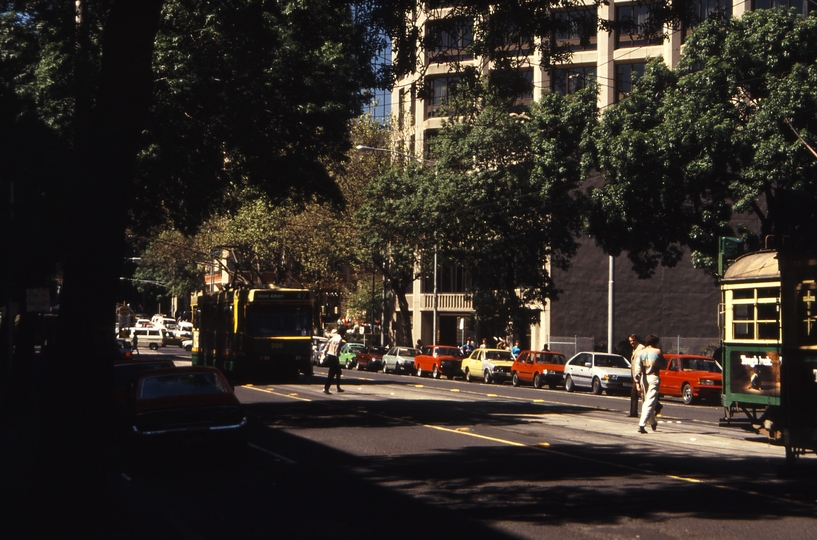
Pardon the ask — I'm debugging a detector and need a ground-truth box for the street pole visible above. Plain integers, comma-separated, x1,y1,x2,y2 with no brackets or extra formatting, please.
608,255,614,353
433,243,438,345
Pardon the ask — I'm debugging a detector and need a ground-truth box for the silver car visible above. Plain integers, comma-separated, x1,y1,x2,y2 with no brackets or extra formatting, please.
563,352,632,395
382,347,420,375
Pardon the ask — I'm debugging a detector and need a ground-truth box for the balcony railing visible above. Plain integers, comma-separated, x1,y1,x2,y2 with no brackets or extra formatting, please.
400,293,473,311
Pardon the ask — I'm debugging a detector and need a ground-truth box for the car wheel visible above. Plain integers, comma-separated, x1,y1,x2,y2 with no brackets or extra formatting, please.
512,372,520,387
432,364,440,378
185,345,192,352
465,368,472,382
356,362,363,370
416,365,423,377
345,360,353,369
149,343,158,350
383,363,390,374
592,377,602,395
483,370,492,384
682,383,694,405
533,372,542,389
565,375,575,392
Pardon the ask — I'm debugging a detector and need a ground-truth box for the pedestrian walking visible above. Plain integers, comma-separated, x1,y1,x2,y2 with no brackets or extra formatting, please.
512,340,521,359
323,327,346,394
633,334,664,433
627,334,644,417
132,333,139,356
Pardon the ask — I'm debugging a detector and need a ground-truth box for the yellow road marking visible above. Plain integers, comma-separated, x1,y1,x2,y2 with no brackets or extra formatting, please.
451,389,460,392
415,385,424,388
243,386,312,402
667,475,703,484
424,424,526,446
487,393,498,397
533,399,545,403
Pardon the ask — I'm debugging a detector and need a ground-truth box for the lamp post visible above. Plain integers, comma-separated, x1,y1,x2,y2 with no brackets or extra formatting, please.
355,145,438,346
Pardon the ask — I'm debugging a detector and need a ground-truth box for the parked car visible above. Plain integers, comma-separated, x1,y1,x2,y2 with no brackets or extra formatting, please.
127,366,247,455
564,352,632,395
339,343,366,369
461,348,515,384
113,359,176,432
511,350,568,389
116,338,134,360
382,347,420,374
181,339,193,352
356,346,389,371
414,345,463,379
659,353,722,404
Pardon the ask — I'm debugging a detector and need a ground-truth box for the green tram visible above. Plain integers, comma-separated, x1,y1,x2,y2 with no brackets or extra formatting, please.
192,287,313,383
721,249,817,464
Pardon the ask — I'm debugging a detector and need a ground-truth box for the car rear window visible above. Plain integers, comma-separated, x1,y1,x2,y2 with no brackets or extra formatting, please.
435,347,462,357
596,355,629,368
536,353,566,364
139,372,229,399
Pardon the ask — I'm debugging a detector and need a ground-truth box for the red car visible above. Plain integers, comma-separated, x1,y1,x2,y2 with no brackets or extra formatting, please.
355,346,390,371
128,366,247,454
414,345,463,379
511,350,568,389
659,354,722,404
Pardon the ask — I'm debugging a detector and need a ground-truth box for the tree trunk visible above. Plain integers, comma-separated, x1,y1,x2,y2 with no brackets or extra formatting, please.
41,1,164,533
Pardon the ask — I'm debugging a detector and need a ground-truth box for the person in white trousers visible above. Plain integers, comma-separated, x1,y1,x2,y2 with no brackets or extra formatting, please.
633,334,664,433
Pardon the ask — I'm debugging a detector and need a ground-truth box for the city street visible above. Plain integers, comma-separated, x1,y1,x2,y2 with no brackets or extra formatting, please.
109,366,817,539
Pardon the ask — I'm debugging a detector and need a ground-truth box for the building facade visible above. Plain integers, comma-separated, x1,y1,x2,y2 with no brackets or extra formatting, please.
390,0,807,351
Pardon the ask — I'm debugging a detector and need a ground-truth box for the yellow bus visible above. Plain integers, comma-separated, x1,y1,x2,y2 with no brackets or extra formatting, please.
192,287,313,383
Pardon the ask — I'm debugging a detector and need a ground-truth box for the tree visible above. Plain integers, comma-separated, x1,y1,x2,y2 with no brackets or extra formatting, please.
357,162,435,345
587,9,817,277
428,85,596,340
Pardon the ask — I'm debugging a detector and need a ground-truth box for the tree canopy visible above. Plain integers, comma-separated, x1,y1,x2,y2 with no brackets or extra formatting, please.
587,9,817,277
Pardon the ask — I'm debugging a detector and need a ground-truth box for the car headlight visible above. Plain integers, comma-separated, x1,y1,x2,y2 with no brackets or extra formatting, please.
699,379,717,386
604,374,618,381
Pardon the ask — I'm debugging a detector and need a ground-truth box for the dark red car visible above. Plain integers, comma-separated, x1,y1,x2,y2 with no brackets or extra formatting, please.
414,345,463,379
511,350,568,389
128,366,247,454
355,346,390,371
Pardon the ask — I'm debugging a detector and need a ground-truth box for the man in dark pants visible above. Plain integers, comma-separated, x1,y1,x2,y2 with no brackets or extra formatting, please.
323,327,346,394
628,334,644,417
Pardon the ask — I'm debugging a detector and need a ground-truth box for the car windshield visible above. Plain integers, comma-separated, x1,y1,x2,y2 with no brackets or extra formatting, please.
401,348,419,357
485,351,513,361
595,355,629,368
435,347,462,357
139,372,229,399
681,358,721,372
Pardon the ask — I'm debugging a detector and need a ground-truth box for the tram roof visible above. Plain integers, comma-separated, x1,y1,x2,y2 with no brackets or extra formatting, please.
723,250,779,281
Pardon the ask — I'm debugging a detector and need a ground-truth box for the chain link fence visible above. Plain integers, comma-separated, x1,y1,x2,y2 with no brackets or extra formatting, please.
546,335,721,358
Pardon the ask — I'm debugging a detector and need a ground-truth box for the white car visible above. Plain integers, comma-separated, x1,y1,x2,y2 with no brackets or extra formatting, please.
381,347,420,374
181,339,193,352
563,352,632,395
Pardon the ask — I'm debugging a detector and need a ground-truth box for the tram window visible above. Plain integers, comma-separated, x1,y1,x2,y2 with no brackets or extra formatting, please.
734,322,754,339
733,304,754,320
756,287,779,299
758,322,779,340
732,289,755,299
756,303,778,320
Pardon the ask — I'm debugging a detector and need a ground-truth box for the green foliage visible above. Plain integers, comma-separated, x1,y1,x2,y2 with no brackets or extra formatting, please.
587,9,817,277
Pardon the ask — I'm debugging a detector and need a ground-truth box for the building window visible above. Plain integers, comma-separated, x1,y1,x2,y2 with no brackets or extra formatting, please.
552,65,595,96
753,0,811,15
683,0,732,40
424,130,440,161
615,4,663,48
426,18,474,63
615,62,646,101
554,9,598,52
426,76,461,118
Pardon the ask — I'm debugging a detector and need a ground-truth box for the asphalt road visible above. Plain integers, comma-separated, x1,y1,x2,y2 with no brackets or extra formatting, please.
103,365,817,540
